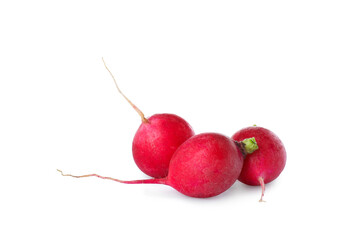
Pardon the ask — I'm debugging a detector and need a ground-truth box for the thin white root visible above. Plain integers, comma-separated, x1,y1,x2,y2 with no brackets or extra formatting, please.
102,58,148,123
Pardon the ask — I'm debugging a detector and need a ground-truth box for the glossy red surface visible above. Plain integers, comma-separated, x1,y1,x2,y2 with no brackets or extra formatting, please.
132,113,194,178
232,126,286,186
167,133,243,198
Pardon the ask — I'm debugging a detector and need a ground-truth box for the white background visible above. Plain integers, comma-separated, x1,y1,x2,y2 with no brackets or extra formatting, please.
1,1,359,239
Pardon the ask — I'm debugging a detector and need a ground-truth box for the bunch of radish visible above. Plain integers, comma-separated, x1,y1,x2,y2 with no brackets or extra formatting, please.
58,60,286,201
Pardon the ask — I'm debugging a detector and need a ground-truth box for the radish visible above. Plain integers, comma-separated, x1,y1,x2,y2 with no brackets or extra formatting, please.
58,133,258,198
231,126,286,202
102,59,194,178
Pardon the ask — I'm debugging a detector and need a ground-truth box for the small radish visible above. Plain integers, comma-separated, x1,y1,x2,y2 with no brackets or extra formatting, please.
102,59,194,178
58,133,258,198
232,126,286,202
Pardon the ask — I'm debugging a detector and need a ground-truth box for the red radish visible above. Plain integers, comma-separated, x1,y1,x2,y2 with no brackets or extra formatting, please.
132,114,194,178
58,133,258,198
102,59,194,178
232,126,286,202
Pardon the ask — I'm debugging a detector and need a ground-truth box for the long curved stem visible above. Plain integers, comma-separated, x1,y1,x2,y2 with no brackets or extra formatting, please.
258,177,266,202
102,58,149,123
57,169,166,184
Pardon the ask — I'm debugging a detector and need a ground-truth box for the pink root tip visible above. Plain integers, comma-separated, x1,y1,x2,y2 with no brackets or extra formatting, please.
258,177,266,202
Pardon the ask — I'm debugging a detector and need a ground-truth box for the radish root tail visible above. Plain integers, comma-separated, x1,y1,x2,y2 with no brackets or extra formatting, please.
102,58,149,123
258,176,266,202
57,169,126,183
57,169,166,185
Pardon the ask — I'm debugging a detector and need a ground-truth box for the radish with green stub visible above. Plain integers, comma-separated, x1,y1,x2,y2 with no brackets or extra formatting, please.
102,59,194,178
58,133,258,198
232,126,286,202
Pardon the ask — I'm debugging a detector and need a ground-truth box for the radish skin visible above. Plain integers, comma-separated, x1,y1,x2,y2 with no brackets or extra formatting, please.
232,126,286,202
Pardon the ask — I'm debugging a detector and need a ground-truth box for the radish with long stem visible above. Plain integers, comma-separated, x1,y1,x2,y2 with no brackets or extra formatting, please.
102,59,195,178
